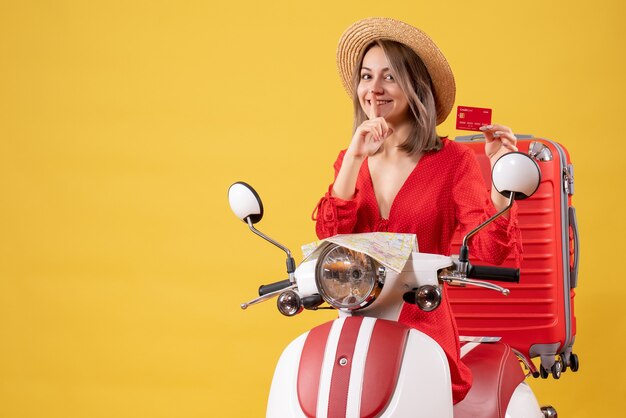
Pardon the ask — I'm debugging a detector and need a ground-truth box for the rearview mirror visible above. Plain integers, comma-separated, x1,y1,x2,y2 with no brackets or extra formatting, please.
492,152,541,200
228,182,264,224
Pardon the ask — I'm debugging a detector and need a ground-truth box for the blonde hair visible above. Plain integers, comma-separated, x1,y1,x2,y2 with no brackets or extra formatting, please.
351,40,443,154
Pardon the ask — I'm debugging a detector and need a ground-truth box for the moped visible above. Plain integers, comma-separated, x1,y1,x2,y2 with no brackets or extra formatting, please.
228,152,558,417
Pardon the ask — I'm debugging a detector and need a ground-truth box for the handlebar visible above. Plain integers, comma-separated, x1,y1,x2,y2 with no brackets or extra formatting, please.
467,264,520,283
258,279,292,296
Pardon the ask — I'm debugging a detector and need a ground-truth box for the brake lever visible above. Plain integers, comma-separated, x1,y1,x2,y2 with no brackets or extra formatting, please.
440,274,510,296
240,284,297,310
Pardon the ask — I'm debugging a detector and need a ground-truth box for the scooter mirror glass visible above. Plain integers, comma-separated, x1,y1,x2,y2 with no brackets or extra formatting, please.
228,182,264,224
491,152,541,200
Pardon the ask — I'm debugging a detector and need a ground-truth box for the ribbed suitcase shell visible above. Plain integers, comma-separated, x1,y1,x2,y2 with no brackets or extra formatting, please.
447,137,579,376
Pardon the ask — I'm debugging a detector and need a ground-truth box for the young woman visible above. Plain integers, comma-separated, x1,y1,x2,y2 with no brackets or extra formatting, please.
313,17,521,404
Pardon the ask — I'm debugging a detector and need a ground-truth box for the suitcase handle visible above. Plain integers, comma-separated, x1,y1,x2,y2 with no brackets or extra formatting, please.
569,206,580,288
454,134,535,142
467,264,520,283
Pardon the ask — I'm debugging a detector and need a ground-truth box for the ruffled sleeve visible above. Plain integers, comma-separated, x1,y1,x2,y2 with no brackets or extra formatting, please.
312,150,361,239
452,148,523,266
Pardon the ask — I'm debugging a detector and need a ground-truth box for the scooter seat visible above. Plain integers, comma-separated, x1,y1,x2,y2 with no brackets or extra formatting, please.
454,341,526,418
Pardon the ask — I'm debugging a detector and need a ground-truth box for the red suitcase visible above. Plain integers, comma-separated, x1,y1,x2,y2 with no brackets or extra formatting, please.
447,136,580,379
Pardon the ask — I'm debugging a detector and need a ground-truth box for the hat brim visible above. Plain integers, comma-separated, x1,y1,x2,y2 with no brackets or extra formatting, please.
337,17,456,125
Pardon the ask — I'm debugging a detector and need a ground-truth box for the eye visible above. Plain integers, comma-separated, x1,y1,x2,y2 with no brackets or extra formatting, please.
360,73,372,80
384,74,395,81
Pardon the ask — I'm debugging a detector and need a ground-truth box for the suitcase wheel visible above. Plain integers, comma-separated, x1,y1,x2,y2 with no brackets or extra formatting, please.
551,360,562,379
540,361,562,379
569,352,580,372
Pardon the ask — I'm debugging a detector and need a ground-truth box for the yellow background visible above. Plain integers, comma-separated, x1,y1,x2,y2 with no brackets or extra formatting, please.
1,0,624,416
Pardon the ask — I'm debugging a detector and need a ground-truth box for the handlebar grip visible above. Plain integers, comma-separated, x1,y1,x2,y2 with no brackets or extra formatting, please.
258,279,292,296
467,265,520,283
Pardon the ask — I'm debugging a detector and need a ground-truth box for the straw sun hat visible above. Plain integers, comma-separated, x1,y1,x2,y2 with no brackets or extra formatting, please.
337,17,456,125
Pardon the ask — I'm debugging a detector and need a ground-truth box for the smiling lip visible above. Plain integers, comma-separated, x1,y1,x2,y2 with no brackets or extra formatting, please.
367,99,392,105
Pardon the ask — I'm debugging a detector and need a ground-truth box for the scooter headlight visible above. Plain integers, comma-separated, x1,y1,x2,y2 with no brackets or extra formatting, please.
315,244,384,311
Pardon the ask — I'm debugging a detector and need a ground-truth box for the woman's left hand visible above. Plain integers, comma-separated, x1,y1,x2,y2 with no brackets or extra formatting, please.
480,123,518,165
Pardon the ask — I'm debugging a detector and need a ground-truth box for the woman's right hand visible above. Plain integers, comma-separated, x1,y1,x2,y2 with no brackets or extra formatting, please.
346,96,393,159
331,94,393,200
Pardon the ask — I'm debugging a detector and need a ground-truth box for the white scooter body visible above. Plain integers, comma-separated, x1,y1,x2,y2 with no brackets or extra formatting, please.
267,319,453,417
228,154,551,418
266,253,543,417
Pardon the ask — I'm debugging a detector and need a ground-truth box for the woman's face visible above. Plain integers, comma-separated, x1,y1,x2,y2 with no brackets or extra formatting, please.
357,45,410,124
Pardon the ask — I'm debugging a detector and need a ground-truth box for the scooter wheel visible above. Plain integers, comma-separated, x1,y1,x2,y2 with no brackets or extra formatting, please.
551,360,562,379
569,353,580,372
540,364,549,379
540,405,558,417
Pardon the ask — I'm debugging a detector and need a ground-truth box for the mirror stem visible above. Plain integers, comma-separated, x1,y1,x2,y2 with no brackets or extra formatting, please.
457,193,515,275
246,217,297,281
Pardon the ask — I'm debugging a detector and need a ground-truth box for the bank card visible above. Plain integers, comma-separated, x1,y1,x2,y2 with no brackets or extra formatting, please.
456,106,492,131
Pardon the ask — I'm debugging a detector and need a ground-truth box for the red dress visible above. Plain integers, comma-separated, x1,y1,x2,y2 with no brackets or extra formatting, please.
312,138,522,404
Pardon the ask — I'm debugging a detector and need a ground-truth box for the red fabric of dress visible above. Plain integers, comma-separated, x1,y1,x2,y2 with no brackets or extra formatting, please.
312,138,522,404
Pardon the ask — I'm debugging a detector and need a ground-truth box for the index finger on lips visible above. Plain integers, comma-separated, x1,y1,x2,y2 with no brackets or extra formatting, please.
368,90,379,120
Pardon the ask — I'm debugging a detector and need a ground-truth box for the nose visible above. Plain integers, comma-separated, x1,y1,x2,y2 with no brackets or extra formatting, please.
369,85,384,99
369,76,384,97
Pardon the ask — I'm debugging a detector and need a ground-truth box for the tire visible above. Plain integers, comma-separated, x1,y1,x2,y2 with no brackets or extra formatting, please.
551,360,562,379
570,353,580,372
